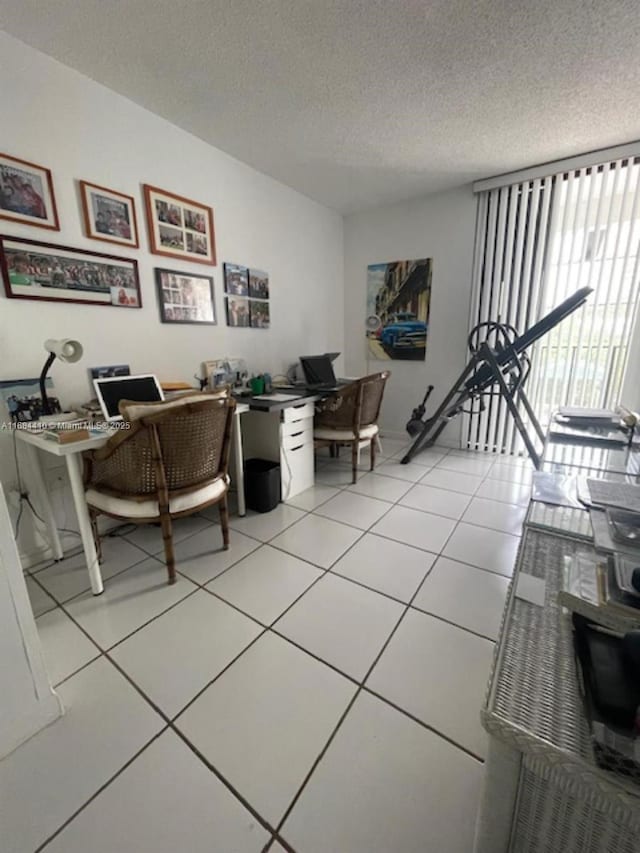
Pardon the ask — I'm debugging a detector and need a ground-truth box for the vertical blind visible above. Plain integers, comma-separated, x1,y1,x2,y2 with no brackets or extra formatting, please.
464,156,640,455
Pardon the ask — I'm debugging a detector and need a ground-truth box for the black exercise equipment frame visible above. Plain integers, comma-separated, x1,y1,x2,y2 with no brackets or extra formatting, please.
400,286,593,468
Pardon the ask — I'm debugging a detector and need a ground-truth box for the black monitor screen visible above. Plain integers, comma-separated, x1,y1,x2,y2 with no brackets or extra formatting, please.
95,376,162,418
300,355,337,386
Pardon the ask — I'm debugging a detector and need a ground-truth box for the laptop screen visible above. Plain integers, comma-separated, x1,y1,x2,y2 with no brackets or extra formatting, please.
94,374,164,421
299,355,337,386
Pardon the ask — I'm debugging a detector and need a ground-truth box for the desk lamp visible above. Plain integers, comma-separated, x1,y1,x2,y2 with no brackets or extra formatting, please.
39,338,83,416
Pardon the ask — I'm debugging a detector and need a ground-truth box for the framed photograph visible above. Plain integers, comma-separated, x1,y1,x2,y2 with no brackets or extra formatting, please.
89,365,130,380
79,180,139,248
143,184,216,265
156,268,216,324
250,299,270,329
0,153,59,231
224,262,249,296
225,296,250,327
249,268,269,299
0,235,142,308
0,377,60,424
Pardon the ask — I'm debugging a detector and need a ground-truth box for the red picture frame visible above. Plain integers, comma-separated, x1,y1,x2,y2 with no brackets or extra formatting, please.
143,184,216,266
1,235,142,308
79,180,140,249
0,152,60,231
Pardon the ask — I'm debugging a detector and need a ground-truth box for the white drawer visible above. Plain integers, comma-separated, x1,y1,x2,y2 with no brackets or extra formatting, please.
282,416,313,438
281,441,314,498
282,426,313,451
282,401,315,423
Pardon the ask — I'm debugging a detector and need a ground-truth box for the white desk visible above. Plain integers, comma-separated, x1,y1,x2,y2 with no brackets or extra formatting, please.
15,402,249,596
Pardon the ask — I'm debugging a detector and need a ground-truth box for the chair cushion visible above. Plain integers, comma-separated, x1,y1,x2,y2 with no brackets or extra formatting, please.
86,476,228,519
314,424,379,441
119,389,228,422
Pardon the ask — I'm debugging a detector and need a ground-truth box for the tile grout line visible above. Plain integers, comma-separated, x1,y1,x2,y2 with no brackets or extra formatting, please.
360,684,486,763
35,727,170,853
324,565,501,644
264,444,517,832
32,444,520,849
50,512,509,692
30,565,203,657
35,600,281,850
38,512,267,613
35,444,512,687
29,524,152,577
33,451,517,679
41,463,490,848
34,548,167,606
271,510,454,838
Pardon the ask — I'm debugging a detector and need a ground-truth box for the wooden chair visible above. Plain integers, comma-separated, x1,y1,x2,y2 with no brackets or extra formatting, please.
313,371,390,483
83,392,235,585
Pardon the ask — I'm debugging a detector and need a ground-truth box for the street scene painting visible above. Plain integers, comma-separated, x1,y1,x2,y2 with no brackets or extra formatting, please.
366,258,432,361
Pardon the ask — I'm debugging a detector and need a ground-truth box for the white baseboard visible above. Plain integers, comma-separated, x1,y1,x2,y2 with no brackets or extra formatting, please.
379,429,460,449
379,429,409,441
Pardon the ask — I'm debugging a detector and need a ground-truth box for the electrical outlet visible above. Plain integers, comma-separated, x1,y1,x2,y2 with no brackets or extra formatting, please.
45,470,66,489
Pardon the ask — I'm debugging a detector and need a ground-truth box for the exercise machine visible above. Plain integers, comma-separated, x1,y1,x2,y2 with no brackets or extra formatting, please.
401,286,593,468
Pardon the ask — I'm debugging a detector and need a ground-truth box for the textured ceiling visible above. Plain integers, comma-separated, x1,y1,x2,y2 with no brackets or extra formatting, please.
2,0,640,213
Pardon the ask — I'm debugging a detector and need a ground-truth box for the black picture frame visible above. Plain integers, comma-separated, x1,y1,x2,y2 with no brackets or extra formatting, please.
155,267,216,325
223,262,249,296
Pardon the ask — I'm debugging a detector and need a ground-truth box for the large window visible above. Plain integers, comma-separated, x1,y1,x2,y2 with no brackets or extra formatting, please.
465,156,640,454
528,160,640,424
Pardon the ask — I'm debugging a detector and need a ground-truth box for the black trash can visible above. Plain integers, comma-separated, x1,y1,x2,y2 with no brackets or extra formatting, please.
244,458,281,513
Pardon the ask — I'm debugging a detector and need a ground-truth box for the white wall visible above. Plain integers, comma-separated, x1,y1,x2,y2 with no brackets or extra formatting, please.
0,32,343,561
344,186,477,441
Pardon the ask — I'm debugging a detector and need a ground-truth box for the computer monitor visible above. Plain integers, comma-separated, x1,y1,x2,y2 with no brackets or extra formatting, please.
299,355,337,387
93,374,164,422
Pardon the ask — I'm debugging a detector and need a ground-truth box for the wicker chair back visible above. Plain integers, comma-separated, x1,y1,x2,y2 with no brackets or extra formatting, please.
314,371,390,432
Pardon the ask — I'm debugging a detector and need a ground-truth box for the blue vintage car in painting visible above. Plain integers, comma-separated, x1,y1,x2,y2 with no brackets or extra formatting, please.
378,313,427,355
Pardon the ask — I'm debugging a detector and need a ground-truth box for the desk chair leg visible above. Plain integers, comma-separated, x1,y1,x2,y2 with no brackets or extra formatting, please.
370,436,377,471
351,441,358,484
159,509,176,584
219,494,230,550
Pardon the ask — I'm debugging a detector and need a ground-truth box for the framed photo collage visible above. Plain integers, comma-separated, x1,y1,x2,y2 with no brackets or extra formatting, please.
0,150,271,329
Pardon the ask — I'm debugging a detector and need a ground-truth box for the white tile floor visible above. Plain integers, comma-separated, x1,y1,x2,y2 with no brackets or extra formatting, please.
8,441,532,852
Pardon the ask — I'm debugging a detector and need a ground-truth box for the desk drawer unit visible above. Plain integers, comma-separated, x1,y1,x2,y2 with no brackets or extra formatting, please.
282,401,315,424
280,409,314,499
282,425,314,451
